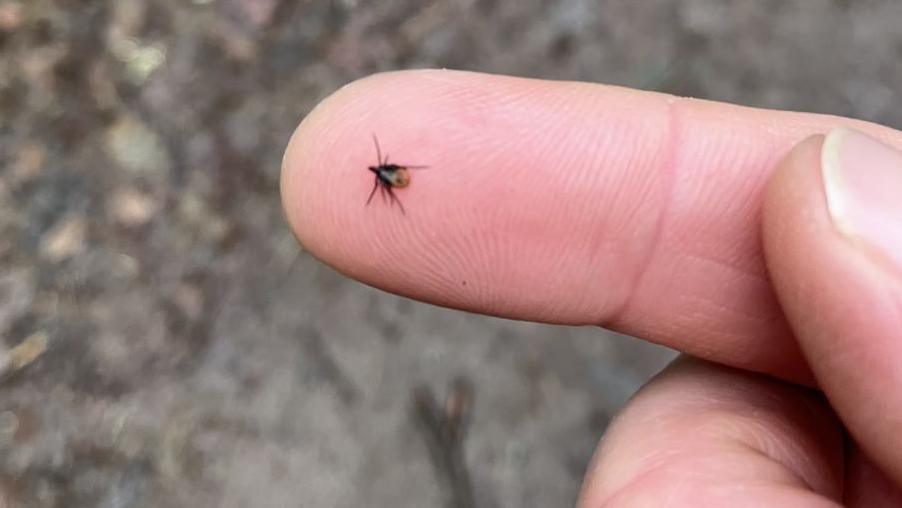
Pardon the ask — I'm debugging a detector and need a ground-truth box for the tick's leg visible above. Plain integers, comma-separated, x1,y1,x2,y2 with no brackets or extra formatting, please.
372,134,383,165
386,187,406,215
366,177,380,205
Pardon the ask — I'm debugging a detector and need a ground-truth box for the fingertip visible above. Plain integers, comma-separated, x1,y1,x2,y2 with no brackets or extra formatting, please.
279,70,475,301
280,72,360,257
281,71,411,268
763,134,828,255
279,69,675,320
280,105,306,245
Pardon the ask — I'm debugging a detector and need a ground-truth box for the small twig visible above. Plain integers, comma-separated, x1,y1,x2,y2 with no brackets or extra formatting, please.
412,377,475,508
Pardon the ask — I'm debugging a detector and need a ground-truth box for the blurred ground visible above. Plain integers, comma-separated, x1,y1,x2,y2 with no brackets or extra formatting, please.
1,1,901,507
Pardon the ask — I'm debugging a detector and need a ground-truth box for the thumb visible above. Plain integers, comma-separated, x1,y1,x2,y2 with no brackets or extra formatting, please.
763,128,902,486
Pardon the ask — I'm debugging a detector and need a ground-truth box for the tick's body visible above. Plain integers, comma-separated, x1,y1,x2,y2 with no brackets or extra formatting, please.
366,135,426,214
369,163,410,188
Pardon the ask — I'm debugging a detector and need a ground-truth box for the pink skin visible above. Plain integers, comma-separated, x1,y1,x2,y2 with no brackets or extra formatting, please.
281,70,902,384
764,134,902,496
282,70,902,506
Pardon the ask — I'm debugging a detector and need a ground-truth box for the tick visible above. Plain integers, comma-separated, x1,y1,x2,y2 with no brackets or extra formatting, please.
366,134,428,215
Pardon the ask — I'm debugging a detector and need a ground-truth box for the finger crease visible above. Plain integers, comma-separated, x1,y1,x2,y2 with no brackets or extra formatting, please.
602,96,685,330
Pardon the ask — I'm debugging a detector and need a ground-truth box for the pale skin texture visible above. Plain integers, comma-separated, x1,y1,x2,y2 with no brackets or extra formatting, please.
281,70,902,506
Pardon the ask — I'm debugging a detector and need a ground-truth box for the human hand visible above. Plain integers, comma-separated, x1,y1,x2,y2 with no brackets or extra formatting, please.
281,70,902,506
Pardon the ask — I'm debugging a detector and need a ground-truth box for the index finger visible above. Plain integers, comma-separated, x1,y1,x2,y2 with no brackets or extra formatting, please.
280,70,902,383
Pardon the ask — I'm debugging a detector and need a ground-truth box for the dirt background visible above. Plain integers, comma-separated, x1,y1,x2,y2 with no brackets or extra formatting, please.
1,1,901,507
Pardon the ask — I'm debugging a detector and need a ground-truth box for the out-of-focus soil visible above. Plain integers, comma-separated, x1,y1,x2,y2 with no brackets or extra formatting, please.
1,1,901,506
